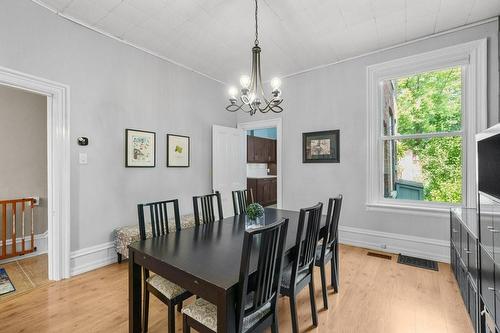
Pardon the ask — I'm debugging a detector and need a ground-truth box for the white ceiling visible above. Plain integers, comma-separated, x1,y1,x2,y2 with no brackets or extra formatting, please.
37,0,500,84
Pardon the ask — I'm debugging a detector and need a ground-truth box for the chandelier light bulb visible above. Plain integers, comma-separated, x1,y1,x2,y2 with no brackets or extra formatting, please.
228,86,238,98
239,75,251,88
270,77,281,90
248,92,256,103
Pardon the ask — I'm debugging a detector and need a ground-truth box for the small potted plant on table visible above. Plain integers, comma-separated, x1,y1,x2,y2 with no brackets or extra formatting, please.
246,203,265,229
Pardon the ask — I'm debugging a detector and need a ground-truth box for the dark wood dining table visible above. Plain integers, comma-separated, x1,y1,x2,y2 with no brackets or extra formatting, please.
128,208,327,333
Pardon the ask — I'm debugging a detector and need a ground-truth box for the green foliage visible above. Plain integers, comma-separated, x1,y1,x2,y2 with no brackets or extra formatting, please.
247,203,264,220
395,67,462,203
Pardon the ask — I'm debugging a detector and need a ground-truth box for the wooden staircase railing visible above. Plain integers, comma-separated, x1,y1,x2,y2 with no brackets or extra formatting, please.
0,198,36,260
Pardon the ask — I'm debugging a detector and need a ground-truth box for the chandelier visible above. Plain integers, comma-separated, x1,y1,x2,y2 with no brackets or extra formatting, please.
225,0,283,116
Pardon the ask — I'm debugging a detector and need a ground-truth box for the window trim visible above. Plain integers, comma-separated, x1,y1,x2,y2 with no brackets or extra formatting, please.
366,39,487,215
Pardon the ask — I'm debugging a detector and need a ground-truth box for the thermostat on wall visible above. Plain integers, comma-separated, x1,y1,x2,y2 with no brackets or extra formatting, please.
77,137,89,146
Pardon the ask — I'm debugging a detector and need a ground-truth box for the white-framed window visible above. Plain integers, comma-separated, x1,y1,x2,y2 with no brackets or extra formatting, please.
366,39,487,215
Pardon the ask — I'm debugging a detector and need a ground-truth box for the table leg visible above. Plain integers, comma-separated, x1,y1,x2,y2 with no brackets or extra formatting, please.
129,250,142,333
217,291,236,332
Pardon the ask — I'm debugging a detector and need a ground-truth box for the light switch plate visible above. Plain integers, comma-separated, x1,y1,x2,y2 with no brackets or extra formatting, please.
79,152,88,164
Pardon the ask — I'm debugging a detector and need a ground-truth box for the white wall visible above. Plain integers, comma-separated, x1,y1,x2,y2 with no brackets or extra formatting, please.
238,20,499,261
0,0,234,256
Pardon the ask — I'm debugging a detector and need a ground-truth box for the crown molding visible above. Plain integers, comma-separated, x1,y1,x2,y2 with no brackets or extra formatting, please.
283,17,498,79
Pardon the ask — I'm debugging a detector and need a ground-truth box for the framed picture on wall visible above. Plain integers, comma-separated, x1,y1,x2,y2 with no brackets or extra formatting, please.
167,134,190,167
303,130,340,163
125,129,156,167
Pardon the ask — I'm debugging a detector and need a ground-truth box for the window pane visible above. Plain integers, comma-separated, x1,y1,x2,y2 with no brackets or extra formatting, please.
383,136,462,204
382,67,462,136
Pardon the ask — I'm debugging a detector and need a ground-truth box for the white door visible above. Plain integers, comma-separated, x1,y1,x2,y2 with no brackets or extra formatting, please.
212,125,247,217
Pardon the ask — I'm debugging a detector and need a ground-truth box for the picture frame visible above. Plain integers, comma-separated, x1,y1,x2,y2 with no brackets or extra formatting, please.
125,129,156,167
302,130,340,163
167,134,190,167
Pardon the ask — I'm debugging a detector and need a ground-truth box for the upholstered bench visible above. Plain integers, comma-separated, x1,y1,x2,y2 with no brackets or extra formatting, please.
114,214,196,263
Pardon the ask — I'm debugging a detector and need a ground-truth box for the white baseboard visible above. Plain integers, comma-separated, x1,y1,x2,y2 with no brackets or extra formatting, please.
338,225,450,263
70,242,117,276
0,231,48,264
66,226,450,277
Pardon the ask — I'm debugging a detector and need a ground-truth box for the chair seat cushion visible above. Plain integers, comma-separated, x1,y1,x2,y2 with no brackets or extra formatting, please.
114,214,197,259
315,244,332,261
181,297,271,332
281,263,309,289
146,275,187,299
182,298,218,331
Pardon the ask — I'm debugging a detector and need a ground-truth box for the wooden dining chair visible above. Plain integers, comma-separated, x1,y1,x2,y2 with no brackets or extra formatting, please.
314,195,343,309
280,202,323,333
232,189,254,215
182,218,289,333
192,191,223,224
137,199,193,333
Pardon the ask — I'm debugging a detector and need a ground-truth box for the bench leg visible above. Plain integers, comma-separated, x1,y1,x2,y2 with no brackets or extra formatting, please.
117,253,122,264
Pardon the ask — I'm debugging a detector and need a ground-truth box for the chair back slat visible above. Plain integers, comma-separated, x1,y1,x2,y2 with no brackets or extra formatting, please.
325,195,343,248
328,194,343,245
192,191,223,224
138,199,181,240
290,202,323,284
232,189,254,215
237,218,289,332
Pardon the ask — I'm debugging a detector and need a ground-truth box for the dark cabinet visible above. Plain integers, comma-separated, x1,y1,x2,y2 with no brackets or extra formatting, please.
247,177,277,207
481,244,495,326
480,194,495,256
269,140,276,163
247,136,276,163
468,277,478,330
468,233,478,284
474,193,500,333
461,225,469,269
450,208,479,333
451,214,460,249
247,137,255,163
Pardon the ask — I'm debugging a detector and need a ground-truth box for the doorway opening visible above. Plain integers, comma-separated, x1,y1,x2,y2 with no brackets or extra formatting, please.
0,66,71,283
238,118,282,209
0,85,49,299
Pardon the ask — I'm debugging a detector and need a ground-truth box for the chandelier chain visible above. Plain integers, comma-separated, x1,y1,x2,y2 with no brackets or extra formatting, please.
254,0,259,46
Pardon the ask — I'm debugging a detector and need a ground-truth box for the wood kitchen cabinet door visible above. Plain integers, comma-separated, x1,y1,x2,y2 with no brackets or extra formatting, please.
247,136,277,163
256,179,266,205
270,179,277,204
269,140,276,162
247,136,255,162
248,178,277,206
247,178,257,200
255,138,269,163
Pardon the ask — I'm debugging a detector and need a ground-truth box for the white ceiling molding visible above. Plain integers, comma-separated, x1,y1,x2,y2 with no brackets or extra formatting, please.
283,17,498,79
31,0,500,84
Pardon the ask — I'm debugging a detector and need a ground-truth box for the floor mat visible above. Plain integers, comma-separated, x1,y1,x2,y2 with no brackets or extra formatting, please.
0,268,15,295
397,254,438,271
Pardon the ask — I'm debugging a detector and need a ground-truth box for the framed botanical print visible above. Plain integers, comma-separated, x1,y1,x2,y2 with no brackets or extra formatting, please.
167,134,190,167
303,130,340,163
125,129,156,167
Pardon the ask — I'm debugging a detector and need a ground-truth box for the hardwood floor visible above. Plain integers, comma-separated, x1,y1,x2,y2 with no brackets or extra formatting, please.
0,245,473,333
0,254,48,301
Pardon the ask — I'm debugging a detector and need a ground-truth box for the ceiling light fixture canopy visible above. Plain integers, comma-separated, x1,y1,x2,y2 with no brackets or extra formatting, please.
226,0,283,116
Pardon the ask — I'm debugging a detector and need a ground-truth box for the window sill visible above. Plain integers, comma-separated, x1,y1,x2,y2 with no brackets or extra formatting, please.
366,201,459,218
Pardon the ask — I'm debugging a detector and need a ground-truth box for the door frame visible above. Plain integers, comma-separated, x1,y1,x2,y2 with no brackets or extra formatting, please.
238,118,283,209
0,66,71,280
